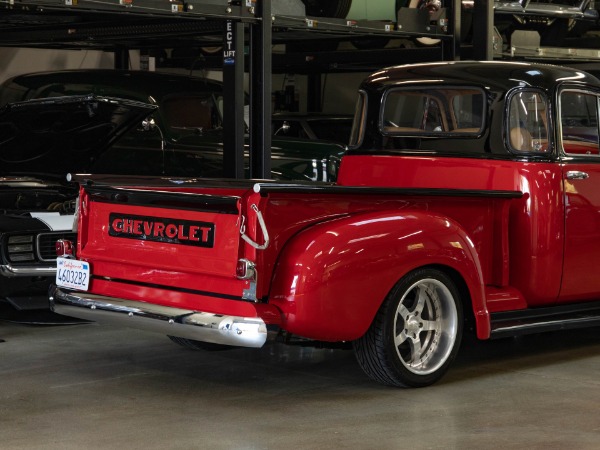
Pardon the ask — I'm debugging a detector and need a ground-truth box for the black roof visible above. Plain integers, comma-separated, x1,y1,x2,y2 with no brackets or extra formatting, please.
362,61,600,93
0,69,224,106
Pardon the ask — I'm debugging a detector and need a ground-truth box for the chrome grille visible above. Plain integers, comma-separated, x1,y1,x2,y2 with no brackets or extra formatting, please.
37,232,77,262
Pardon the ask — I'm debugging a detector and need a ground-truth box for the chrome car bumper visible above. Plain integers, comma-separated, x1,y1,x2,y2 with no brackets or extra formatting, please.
0,264,57,277
50,287,268,348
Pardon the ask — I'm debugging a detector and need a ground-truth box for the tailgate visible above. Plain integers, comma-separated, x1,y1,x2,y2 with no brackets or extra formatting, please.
78,185,246,294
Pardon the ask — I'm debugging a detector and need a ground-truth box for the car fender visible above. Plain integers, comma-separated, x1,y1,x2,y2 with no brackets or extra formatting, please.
268,209,488,342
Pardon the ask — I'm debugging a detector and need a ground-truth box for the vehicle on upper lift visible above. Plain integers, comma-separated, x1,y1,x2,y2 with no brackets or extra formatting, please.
302,0,598,47
0,70,346,312
494,0,599,46
50,61,600,387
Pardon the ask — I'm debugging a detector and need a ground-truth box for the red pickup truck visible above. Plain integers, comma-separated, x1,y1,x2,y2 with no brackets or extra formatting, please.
51,61,600,387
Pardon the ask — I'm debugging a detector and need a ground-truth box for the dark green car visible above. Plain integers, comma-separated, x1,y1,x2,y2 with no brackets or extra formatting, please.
0,69,346,181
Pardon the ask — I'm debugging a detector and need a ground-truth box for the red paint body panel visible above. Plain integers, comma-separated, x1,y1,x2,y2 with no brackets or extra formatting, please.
340,155,565,307
561,162,600,301
268,210,486,341
89,278,282,325
79,186,243,282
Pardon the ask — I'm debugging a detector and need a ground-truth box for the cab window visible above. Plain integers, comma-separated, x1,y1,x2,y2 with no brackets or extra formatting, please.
560,89,600,156
507,90,549,154
380,88,484,135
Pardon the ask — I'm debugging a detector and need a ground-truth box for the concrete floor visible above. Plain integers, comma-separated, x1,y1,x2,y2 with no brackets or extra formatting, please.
1,316,599,450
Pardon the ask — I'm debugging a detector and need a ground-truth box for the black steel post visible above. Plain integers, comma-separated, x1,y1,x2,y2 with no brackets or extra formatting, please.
249,0,272,179
114,47,130,70
307,74,322,113
473,0,494,60
222,20,246,179
442,0,461,61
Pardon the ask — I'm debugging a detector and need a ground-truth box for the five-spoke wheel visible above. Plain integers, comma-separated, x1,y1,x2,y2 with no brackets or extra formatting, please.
354,268,463,387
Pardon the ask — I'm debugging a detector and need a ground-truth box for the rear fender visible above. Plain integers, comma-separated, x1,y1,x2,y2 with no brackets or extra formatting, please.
268,209,489,342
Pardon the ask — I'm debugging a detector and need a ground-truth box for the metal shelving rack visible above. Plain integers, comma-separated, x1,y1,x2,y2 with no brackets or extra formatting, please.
0,0,484,179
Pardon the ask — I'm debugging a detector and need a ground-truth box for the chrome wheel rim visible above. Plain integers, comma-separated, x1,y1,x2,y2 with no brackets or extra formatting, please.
393,278,458,375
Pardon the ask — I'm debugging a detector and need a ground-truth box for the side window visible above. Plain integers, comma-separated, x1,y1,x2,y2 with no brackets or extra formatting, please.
507,90,549,154
560,90,600,156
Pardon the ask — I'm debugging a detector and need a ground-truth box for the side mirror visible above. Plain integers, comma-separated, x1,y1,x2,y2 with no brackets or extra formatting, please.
274,121,290,135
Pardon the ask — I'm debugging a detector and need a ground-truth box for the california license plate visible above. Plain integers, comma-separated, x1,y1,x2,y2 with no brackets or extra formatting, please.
56,257,90,291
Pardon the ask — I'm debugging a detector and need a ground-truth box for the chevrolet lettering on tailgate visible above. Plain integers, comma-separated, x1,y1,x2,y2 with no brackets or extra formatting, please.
109,213,215,247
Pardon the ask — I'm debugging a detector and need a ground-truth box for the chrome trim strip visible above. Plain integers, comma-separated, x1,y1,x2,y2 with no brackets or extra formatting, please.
50,288,267,348
0,264,56,277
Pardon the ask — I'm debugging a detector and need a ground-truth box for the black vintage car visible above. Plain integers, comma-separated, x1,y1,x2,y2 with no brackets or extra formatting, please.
0,70,347,313
0,94,156,312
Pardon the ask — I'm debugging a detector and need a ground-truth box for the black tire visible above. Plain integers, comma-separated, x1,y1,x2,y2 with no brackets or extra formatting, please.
303,0,352,18
353,268,463,387
168,335,234,351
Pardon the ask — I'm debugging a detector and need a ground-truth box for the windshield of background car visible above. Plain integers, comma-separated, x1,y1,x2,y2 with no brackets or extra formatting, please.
307,119,352,143
381,87,485,135
159,93,223,132
560,89,600,156
507,89,550,154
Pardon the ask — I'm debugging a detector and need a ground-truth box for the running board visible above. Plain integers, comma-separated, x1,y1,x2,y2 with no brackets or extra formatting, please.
490,301,600,339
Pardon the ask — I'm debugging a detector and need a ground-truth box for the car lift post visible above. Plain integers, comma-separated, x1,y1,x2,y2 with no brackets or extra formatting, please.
222,20,246,179
249,0,272,180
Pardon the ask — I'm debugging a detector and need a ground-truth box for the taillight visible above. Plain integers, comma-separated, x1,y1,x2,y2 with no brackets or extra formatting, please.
236,258,256,280
56,239,75,258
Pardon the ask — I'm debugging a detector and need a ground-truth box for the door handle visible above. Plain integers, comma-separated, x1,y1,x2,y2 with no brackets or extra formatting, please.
566,171,589,180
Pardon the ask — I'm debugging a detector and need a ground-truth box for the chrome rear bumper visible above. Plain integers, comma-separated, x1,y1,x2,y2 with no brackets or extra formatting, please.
50,287,268,348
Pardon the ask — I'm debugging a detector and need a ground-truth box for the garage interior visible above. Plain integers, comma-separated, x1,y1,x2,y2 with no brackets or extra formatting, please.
2,1,600,448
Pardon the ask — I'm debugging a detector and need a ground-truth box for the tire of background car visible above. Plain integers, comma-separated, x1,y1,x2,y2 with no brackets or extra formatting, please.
302,0,352,18
168,335,235,351
353,268,463,387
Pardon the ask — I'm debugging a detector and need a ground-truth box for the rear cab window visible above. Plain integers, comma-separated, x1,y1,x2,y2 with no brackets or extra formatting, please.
380,87,485,135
